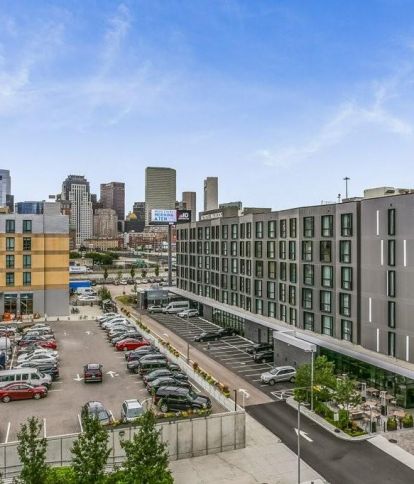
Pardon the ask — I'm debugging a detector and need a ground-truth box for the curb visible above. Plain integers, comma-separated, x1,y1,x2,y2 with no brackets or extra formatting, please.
286,397,372,442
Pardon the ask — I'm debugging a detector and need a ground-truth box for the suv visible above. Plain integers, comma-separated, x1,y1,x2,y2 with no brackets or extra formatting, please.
121,399,144,423
253,349,274,363
83,363,103,383
246,342,273,355
260,366,296,385
154,386,211,413
146,376,191,393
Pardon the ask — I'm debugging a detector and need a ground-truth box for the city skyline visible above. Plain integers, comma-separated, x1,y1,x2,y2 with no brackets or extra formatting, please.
3,1,414,212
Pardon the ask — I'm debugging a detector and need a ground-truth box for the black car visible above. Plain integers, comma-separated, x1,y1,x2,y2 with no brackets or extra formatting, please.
84,363,103,382
154,386,211,412
126,346,159,361
146,376,191,393
246,342,273,355
194,331,220,342
127,354,168,373
253,350,274,363
143,368,189,384
18,361,60,381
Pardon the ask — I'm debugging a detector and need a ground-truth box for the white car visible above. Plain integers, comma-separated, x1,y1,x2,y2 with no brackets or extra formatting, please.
97,313,119,323
260,366,296,385
17,349,59,364
78,295,99,301
177,309,199,318
102,318,129,330
16,354,58,366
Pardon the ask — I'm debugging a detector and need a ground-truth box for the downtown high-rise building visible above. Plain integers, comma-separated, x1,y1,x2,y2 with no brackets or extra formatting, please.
100,182,125,220
61,175,93,247
0,169,13,213
203,177,218,212
182,191,197,222
145,167,176,225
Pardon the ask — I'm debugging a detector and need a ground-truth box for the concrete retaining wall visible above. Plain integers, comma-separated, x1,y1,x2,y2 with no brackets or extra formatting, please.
0,412,245,478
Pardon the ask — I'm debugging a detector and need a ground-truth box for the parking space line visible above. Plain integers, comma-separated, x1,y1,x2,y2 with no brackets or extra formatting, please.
43,418,47,438
48,389,63,392
4,422,11,444
221,356,253,361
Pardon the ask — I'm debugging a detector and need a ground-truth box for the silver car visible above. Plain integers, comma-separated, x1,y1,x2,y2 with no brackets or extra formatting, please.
260,366,296,385
121,399,144,422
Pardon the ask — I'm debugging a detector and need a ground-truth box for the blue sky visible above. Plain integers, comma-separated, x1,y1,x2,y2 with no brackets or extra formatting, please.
2,0,414,213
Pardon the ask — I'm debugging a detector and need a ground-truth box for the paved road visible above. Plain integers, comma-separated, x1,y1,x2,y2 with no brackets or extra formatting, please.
246,401,414,484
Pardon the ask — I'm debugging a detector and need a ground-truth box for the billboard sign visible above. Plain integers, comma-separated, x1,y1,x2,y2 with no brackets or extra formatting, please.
176,209,191,223
150,209,177,225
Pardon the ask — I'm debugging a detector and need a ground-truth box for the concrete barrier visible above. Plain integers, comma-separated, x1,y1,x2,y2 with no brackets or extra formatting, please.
0,412,245,478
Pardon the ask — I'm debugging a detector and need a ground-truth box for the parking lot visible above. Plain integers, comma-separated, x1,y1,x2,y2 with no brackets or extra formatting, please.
146,312,295,402
1,318,223,443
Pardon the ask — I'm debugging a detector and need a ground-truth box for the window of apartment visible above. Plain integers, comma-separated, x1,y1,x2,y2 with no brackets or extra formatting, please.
246,241,251,258
221,225,228,239
279,241,286,259
289,285,296,305
246,223,252,239
6,237,15,251
246,260,252,276
231,259,238,273
388,332,396,357
289,263,297,283
388,270,396,297
221,242,228,256
341,213,353,237
221,274,228,289
320,241,332,262
302,240,313,261
339,240,351,263
339,293,351,317
23,272,31,286
197,227,203,239
288,241,296,260
341,267,353,290
320,290,332,313
303,216,314,238
230,241,237,256
289,218,297,238
240,223,245,239
280,262,287,281
205,226,210,239
255,221,263,239
6,255,14,269
321,215,333,237
280,219,287,238
239,241,245,257
388,240,395,267
6,272,14,286
304,312,314,331
204,241,210,255
341,320,353,341
246,278,251,294
222,291,228,304
205,256,211,270
303,264,314,286
23,220,33,233
255,261,263,278
255,299,263,315
268,220,276,238
388,301,396,328
388,209,396,236
231,224,238,239
254,280,263,297
322,315,334,336
5,220,15,233
255,241,263,258
239,277,245,292
268,261,277,279
267,281,275,299
279,283,286,302
221,258,228,273
280,304,287,322
267,241,276,259
321,265,333,288
302,288,313,309
268,302,276,318
289,308,297,326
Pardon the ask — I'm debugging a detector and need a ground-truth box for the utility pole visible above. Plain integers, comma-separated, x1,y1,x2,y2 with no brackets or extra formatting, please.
343,177,350,199
167,223,173,286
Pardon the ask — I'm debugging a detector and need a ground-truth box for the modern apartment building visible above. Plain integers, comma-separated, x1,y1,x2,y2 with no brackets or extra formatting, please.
182,191,197,222
16,201,44,215
61,175,93,247
0,209,69,317
203,177,218,212
100,182,125,220
145,167,176,225
175,192,414,407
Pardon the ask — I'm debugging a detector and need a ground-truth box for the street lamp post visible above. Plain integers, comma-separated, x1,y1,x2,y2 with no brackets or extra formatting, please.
297,400,301,484
310,350,315,412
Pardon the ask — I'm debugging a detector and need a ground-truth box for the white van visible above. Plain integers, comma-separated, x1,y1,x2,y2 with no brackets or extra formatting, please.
163,301,190,314
0,368,52,388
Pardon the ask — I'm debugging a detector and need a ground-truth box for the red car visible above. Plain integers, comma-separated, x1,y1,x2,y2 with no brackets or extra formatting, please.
0,383,48,403
18,338,57,350
115,338,150,352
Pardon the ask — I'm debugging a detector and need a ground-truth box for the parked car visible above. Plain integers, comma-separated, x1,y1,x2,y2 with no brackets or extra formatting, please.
15,354,58,366
81,401,114,426
127,356,166,373
16,361,60,381
23,325,53,335
0,326,18,337
193,330,224,342
121,399,144,423
101,318,129,330
18,338,57,350
0,368,52,389
260,366,296,385
17,349,59,364
21,331,55,340
246,342,273,355
97,313,119,323
148,305,165,314
138,359,170,375
143,368,176,384
110,332,142,345
84,363,103,383
115,338,150,352
253,350,274,363
147,376,191,393
177,309,199,318
154,386,211,412
0,383,48,402
126,346,159,361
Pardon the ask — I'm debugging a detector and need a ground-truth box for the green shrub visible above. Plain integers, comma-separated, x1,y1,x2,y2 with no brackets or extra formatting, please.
402,414,414,428
387,417,398,431
46,467,75,483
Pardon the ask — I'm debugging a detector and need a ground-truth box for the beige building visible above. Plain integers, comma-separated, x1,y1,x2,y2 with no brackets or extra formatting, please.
93,209,118,238
182,191,197,222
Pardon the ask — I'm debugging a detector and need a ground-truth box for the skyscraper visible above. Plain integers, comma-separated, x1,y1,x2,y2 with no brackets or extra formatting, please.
182,191,197,222
93,209,118,237
100,182,125,220
0,169,13,212
145,167,176,225
203,177,218,212
61,175,93,247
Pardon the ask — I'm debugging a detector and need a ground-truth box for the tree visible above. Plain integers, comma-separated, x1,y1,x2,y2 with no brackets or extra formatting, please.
98,286,111,302
154,264,160,277
17,417,49,484
71,414,111,484
117,270,122,282
103,267,109,282
130,267,136,279
141,269,147,279
333,377,362,415
120,411,173,484
295,355,336,403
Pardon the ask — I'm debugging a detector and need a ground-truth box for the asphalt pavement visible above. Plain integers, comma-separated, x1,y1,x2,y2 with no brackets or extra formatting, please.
246,401,414,484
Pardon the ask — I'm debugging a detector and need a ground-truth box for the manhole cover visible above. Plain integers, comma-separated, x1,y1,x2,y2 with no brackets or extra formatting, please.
389,439,398,444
